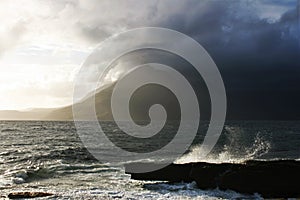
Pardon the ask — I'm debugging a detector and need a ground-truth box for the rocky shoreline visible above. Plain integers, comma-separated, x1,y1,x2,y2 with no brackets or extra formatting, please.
125,160,300,198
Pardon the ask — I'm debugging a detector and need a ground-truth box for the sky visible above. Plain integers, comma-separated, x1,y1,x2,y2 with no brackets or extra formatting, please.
0,0,299,112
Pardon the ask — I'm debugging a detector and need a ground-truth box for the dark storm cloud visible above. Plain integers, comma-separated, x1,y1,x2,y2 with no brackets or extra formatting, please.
261,0,297,7
152,1,299,91
75,0,299,91
154,0,299,119
162,0,299,119
74,0,299,119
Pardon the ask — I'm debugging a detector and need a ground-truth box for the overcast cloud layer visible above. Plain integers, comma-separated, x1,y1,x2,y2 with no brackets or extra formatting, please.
0,0,299,116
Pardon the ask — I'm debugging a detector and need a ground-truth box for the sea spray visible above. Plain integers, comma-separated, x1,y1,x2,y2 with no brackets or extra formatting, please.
176,126,271,164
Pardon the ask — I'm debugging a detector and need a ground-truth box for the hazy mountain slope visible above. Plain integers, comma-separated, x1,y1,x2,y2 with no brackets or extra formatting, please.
0,83,116,121
0,108,55,120
0,82,198,121
45,82,182,121
45,84,114,121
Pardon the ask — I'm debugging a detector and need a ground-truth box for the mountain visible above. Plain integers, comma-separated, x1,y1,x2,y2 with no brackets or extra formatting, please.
45,83,114,121
0,82,183,121
0,82,116,121
46,82,182,121
1,81,299,121
0,108,55,121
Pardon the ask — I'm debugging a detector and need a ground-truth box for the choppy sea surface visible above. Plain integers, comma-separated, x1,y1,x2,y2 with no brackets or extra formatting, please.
0,121,299,199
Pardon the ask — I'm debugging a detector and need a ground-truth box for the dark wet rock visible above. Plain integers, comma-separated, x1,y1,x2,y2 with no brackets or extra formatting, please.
126,162,193,182
125,160,300,198
8,191,53,199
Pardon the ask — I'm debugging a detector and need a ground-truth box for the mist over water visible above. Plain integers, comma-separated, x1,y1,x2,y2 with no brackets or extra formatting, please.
0,121,299,199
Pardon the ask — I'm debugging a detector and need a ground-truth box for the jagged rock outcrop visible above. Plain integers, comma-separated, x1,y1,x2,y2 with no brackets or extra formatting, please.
125,160,300,198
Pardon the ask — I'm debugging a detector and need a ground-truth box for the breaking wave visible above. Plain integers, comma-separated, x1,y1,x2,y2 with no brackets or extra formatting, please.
176,126,271,164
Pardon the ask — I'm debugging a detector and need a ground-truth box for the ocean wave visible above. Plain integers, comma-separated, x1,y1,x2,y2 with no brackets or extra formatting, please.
176,128,271,164
44,147,98,162
6,167,56,184
10,147,98,164
5,163,117,185
1,128,21,132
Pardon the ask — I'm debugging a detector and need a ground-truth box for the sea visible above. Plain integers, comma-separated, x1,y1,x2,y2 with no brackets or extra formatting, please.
0,121,299,199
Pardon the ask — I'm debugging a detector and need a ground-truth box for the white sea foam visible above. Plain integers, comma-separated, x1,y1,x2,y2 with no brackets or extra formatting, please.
0,175,12,187
53,181,263,200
